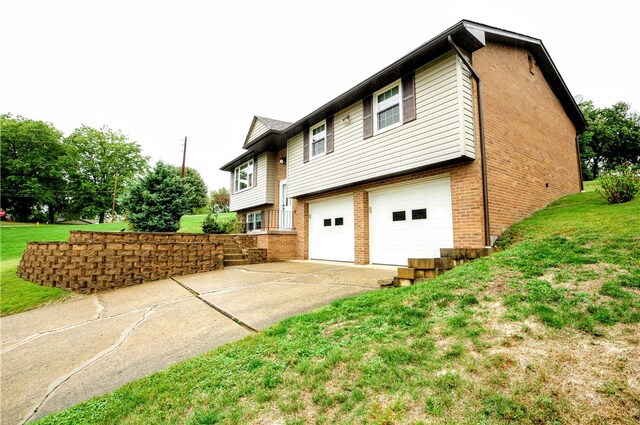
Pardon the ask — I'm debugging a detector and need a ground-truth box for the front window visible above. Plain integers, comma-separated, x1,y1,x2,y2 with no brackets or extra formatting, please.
375,83,402,133
310,123,326,158
234,159,254,193
247,211,262,232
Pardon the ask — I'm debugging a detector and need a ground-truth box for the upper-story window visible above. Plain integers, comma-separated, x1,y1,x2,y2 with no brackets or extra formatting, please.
310,122,326,159
374,82,402,134
234,159,254,193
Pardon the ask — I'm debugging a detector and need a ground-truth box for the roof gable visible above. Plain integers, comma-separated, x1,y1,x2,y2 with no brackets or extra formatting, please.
244,116,291,147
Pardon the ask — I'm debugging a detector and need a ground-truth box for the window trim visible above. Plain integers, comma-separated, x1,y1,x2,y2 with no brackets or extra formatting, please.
373,81,403,135
246,210,262,232
233,159,254,194
309,121,327,160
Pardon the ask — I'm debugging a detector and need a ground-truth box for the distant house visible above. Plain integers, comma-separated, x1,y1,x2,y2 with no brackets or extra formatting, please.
220,20,586,266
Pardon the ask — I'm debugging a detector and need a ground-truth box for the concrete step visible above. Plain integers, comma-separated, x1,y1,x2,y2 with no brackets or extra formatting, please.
224,259,250,267
224,249,243,255
224,253,246,260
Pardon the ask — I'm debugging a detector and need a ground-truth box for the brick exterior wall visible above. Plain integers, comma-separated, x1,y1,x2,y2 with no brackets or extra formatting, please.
18,239,223,293
353,190,370,265
255,233,299,262
473,43,581,238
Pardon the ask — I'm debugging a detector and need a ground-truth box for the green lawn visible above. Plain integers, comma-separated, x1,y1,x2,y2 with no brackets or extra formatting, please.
0,213,235,316
35,188,639,424
1,221,126,316
178,212,236,234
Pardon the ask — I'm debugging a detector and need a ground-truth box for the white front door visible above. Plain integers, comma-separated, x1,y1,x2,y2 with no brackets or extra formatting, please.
369,176,454,265
309,195,354,262
279,179,292,230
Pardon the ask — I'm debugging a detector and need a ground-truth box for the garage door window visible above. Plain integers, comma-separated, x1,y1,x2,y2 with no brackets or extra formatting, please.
392,211,406,221
412,208,427,220
335,217,344,226
323,218,332,226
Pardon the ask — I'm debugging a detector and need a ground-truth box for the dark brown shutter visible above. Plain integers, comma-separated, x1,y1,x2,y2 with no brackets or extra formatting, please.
363,95,373,139
303,130,310,163
326,116,334,154
253,160,257,187
402,72,416,123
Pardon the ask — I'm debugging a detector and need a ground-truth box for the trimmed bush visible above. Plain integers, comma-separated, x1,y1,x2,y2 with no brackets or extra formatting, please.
202,214,243,234
596,165,639,204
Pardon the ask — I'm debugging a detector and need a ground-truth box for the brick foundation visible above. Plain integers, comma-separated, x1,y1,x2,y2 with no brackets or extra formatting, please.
255,233,299,262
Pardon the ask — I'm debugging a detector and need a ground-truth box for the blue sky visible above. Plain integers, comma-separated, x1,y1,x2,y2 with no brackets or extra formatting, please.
2,0,637,191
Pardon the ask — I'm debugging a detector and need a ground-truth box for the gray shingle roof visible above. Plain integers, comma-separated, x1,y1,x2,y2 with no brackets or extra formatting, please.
255,116,291,132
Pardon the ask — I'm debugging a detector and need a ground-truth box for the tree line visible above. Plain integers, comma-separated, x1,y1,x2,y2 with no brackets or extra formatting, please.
3,100,636,226
0,113,214,224
578,101,640,179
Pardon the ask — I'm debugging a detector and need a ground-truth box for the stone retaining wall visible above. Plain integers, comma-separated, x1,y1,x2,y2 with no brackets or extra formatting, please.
69,231,257,249
18,238,223,293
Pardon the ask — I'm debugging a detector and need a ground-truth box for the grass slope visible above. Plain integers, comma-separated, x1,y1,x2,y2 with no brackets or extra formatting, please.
36,189,640,424
1,221,125,315
0,213,235,316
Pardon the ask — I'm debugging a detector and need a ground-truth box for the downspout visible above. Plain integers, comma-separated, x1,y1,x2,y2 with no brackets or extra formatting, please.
447,35,491,247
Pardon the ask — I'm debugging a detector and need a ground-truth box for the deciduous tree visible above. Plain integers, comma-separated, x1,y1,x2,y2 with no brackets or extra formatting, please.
0,114,66,222
63,125,148,222
579,101,640,179
209,187,230,213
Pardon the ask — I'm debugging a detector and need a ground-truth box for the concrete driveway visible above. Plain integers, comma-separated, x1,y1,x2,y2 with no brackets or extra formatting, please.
0,261,394,424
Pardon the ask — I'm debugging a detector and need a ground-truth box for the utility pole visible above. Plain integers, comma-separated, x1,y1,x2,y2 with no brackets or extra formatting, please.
111,173,119,222
181,136,187,178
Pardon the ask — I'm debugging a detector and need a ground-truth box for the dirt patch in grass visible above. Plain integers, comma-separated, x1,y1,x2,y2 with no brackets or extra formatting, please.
320,320,357,337
479,313,640,424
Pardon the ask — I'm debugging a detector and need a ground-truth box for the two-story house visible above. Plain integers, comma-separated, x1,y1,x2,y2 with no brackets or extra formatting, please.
220,20,586,266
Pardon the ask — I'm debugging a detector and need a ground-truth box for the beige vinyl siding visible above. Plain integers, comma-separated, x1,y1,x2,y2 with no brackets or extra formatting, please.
229,153,274,211
265,152,276,204
288,52,475,197
459,56,476,156
248,120,269,144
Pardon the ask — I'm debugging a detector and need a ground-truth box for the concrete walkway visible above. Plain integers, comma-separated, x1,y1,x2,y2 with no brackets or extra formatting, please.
0,262,394,424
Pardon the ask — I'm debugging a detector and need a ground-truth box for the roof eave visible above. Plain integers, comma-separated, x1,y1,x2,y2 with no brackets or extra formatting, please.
220,131,287,171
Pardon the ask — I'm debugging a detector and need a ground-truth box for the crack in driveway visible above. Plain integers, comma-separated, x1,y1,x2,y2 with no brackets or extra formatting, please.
171,277,259,333
19,306,156,425
1,296,191,355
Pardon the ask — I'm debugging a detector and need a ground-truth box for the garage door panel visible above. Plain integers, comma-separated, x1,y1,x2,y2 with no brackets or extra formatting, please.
309,196,354,262
370,177,454,265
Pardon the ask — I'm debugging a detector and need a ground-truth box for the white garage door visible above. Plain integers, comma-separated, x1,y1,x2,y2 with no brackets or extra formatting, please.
369,176,454,265
309,195,354,262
